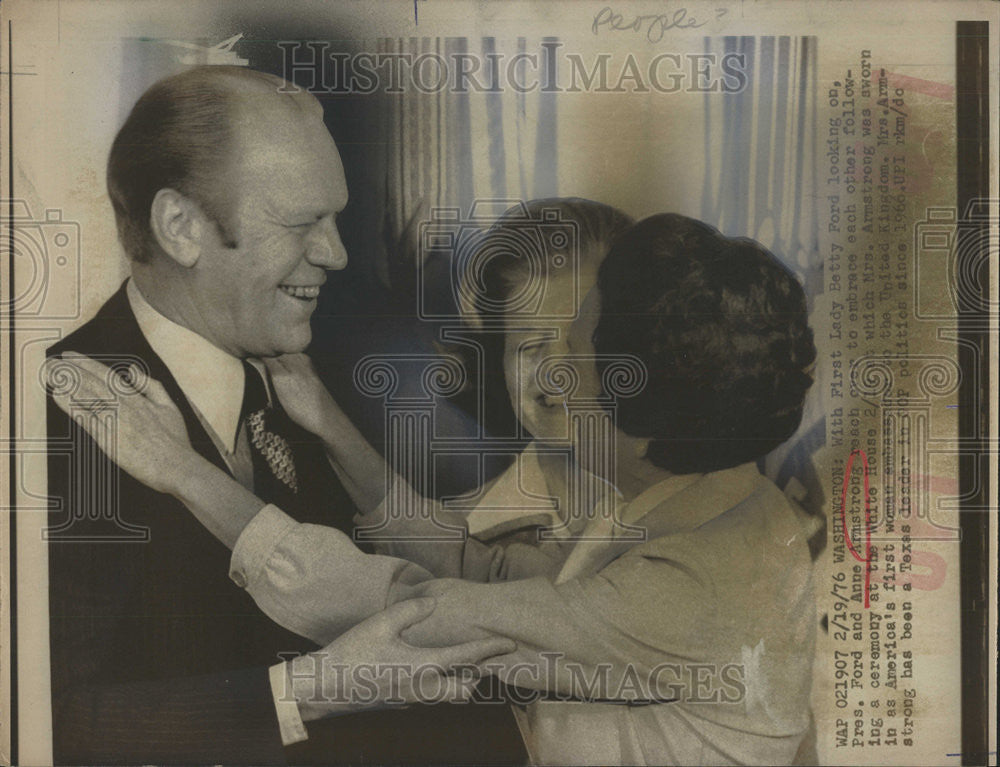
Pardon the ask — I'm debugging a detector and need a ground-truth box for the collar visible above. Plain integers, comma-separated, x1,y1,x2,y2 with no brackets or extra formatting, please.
465,442,560,537
127,279,250,453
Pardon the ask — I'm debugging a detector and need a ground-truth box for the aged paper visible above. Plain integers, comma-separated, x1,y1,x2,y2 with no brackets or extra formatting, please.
1,1,996,765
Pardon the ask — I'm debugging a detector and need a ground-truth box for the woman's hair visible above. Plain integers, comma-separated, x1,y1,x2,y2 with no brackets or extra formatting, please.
462,198,635,325
450,198,633,438
594,213,816,474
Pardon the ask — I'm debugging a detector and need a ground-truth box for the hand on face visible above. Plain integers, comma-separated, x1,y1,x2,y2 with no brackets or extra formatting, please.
288,597,516,720
48,352,197,496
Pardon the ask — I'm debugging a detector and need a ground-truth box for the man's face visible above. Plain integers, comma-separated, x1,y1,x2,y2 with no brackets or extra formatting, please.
191,109,349,358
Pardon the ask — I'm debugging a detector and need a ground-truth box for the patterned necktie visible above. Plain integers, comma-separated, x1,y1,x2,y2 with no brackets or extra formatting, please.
242,361,298,495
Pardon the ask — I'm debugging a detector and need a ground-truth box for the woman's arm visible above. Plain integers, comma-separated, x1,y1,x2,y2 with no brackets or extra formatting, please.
263,355,570,582
172,453,266,549
51,352,265,549
50,353,470,573
49,353,449,645
265,354,393,515
265,354,473,578
229,501,719,702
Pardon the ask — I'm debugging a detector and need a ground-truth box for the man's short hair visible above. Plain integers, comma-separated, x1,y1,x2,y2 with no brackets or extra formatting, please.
106,65,302,263
594,213,816,474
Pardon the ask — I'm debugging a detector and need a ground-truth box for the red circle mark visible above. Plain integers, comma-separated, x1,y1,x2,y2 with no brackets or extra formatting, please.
839,448,872,608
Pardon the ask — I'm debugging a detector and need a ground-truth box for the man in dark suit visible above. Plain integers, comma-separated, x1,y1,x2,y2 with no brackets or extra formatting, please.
46,64,526,765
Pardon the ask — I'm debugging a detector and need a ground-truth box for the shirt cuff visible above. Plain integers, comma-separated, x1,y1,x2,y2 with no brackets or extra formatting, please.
269,662,309,746
230,503,298,589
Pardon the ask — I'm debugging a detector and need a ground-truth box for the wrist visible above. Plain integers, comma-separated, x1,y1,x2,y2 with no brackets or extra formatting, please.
288,655,326,722
168,452,216,500
316,415,343,454
288,653,364,722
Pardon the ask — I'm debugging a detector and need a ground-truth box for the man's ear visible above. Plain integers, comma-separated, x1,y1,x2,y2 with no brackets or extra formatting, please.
149,188,208,268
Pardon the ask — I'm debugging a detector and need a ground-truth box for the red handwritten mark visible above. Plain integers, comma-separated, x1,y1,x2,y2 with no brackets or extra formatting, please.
914,473,959,496
885,72,955,101
899,550,947,592
840,449,872,607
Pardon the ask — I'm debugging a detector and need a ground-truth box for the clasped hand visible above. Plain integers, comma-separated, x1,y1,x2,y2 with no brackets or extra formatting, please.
289,597,515,719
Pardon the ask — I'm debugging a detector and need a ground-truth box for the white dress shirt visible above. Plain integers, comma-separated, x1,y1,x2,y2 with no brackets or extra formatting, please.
228,463,817,765
127,280,302,744
128,280,248,454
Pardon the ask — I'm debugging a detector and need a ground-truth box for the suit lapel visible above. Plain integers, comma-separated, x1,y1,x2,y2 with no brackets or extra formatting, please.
96,282,232,476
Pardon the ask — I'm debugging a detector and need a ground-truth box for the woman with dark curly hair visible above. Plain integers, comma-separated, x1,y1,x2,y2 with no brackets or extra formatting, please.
53,212,819,765
593,212,817,474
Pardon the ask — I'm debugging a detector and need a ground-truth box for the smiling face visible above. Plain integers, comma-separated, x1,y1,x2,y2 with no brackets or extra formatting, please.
502,268,602,441
189,103,349,358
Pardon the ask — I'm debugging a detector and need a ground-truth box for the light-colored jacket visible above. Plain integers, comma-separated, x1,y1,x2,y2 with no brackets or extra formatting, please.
229,462,816,765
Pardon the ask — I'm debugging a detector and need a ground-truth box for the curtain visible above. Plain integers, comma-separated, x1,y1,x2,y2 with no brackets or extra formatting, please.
378,35,560,289
701,35,826,552
700,35,819,285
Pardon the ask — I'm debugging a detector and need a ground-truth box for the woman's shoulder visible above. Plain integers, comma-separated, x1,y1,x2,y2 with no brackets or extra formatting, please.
626,469,815,585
